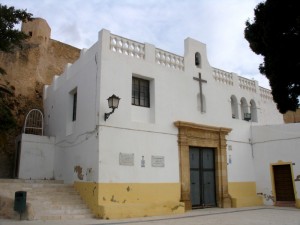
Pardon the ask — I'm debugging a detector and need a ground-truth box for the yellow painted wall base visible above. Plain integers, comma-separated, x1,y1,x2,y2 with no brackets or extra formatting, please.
228,182,263,208
74,182,185,219
296,198,300,208
74,182,100,214
98,202,184,219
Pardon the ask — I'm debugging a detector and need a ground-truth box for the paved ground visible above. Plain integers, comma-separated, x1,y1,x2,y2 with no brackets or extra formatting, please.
0,207,299,225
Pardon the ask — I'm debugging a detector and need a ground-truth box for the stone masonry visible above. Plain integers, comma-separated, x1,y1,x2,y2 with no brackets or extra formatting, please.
0,18,80,178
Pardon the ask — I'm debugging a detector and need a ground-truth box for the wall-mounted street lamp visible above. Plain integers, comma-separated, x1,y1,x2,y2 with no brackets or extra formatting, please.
104,94,120,121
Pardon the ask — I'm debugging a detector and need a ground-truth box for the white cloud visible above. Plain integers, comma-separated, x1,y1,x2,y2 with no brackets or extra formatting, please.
2,0,269,88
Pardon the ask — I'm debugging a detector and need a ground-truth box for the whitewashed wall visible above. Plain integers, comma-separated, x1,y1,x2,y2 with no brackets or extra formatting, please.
252,124,300,205
17,134,55,179
43,41,102,183
98,126,179,183
96,30,282,183
42,29,283,184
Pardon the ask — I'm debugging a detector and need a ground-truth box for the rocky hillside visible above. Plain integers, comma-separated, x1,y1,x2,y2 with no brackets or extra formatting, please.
0,18,80,178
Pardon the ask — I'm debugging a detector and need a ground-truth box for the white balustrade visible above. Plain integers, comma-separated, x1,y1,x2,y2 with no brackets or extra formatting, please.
212,68,233,86
110,33,273,102
110,34,145,59
155,49,184,71
238,76,256,93
259,87,273,100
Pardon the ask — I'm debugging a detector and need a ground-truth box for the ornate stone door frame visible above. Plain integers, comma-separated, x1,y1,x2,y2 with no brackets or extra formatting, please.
174,121,232,210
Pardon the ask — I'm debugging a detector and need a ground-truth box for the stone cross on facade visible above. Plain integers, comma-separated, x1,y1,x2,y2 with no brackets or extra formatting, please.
193,73,207,112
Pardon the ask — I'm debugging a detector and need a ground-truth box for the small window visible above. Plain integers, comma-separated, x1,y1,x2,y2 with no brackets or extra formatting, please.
72,91,77,121
132,77,150,107
29,31,33,37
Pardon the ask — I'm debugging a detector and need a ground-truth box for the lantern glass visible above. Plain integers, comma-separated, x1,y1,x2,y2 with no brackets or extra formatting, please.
107,94,120,109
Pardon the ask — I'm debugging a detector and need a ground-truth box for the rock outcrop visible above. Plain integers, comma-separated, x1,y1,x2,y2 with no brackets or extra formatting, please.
0,18,80,177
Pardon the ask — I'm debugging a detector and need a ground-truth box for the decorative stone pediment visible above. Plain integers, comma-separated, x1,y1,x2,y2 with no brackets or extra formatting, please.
174,121,232,210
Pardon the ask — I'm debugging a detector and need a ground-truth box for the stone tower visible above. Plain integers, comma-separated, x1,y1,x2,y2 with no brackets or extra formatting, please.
0,18,80,178
21,17,51,47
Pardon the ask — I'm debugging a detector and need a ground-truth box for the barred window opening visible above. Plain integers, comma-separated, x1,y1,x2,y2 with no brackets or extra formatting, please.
132,77,150,107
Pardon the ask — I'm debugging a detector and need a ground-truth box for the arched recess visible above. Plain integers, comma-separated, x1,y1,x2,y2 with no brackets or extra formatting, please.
230,95,239,119
23,109,44,135
240,97,249,120
174,121,232,211
250,99,258,122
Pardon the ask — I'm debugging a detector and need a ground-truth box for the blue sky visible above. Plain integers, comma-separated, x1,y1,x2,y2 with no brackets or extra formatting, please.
1,0,269,88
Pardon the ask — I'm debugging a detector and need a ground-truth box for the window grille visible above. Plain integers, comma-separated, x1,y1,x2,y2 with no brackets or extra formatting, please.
23,109,44,135
132,77,150,107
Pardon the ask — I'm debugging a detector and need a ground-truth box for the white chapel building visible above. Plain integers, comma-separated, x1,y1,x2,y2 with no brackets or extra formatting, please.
17,29,300,219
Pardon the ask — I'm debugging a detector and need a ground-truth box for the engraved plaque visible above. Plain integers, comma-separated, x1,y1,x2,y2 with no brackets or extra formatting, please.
119,153,134,166
151,156,165,167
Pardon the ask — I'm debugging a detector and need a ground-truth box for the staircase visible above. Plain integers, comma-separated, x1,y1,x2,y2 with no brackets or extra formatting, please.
0,179,94,220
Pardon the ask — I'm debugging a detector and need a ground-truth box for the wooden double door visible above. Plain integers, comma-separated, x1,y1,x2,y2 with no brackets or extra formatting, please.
189,147,216,208
273,164,295,203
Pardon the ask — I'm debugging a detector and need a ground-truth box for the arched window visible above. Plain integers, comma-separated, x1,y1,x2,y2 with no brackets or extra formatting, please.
231,95,239,119
240,97,249,120
195,52,201,68
250,99,258,122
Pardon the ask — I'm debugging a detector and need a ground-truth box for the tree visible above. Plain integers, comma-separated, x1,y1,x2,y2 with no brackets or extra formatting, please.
245,0,300,113
0,4,32,131
0,99,16,132
0,4,32,75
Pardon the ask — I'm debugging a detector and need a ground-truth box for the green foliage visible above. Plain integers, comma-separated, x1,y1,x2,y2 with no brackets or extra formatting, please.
0,98,16,132
0,4,32,77
245,0,300,113
0,4,32,53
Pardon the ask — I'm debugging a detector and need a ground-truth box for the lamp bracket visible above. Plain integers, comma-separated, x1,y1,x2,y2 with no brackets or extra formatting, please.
104,108,115,121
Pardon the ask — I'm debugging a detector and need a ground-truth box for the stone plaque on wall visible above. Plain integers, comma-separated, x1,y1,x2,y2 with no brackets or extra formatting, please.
119,153,134,166
151,156,165,167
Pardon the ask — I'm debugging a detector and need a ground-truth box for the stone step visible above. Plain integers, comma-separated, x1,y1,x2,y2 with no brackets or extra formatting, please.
28,195,79,201
28,191,80,197
0,192,74,199
0,179,93,221
1,189,79,198
0,179,64,184
38,213,94,220
37,208,91,215
2,193,84,203
32,198,85,205
28,191,78,196
43,203,88,210
30,204,88,211
0,184,74,191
